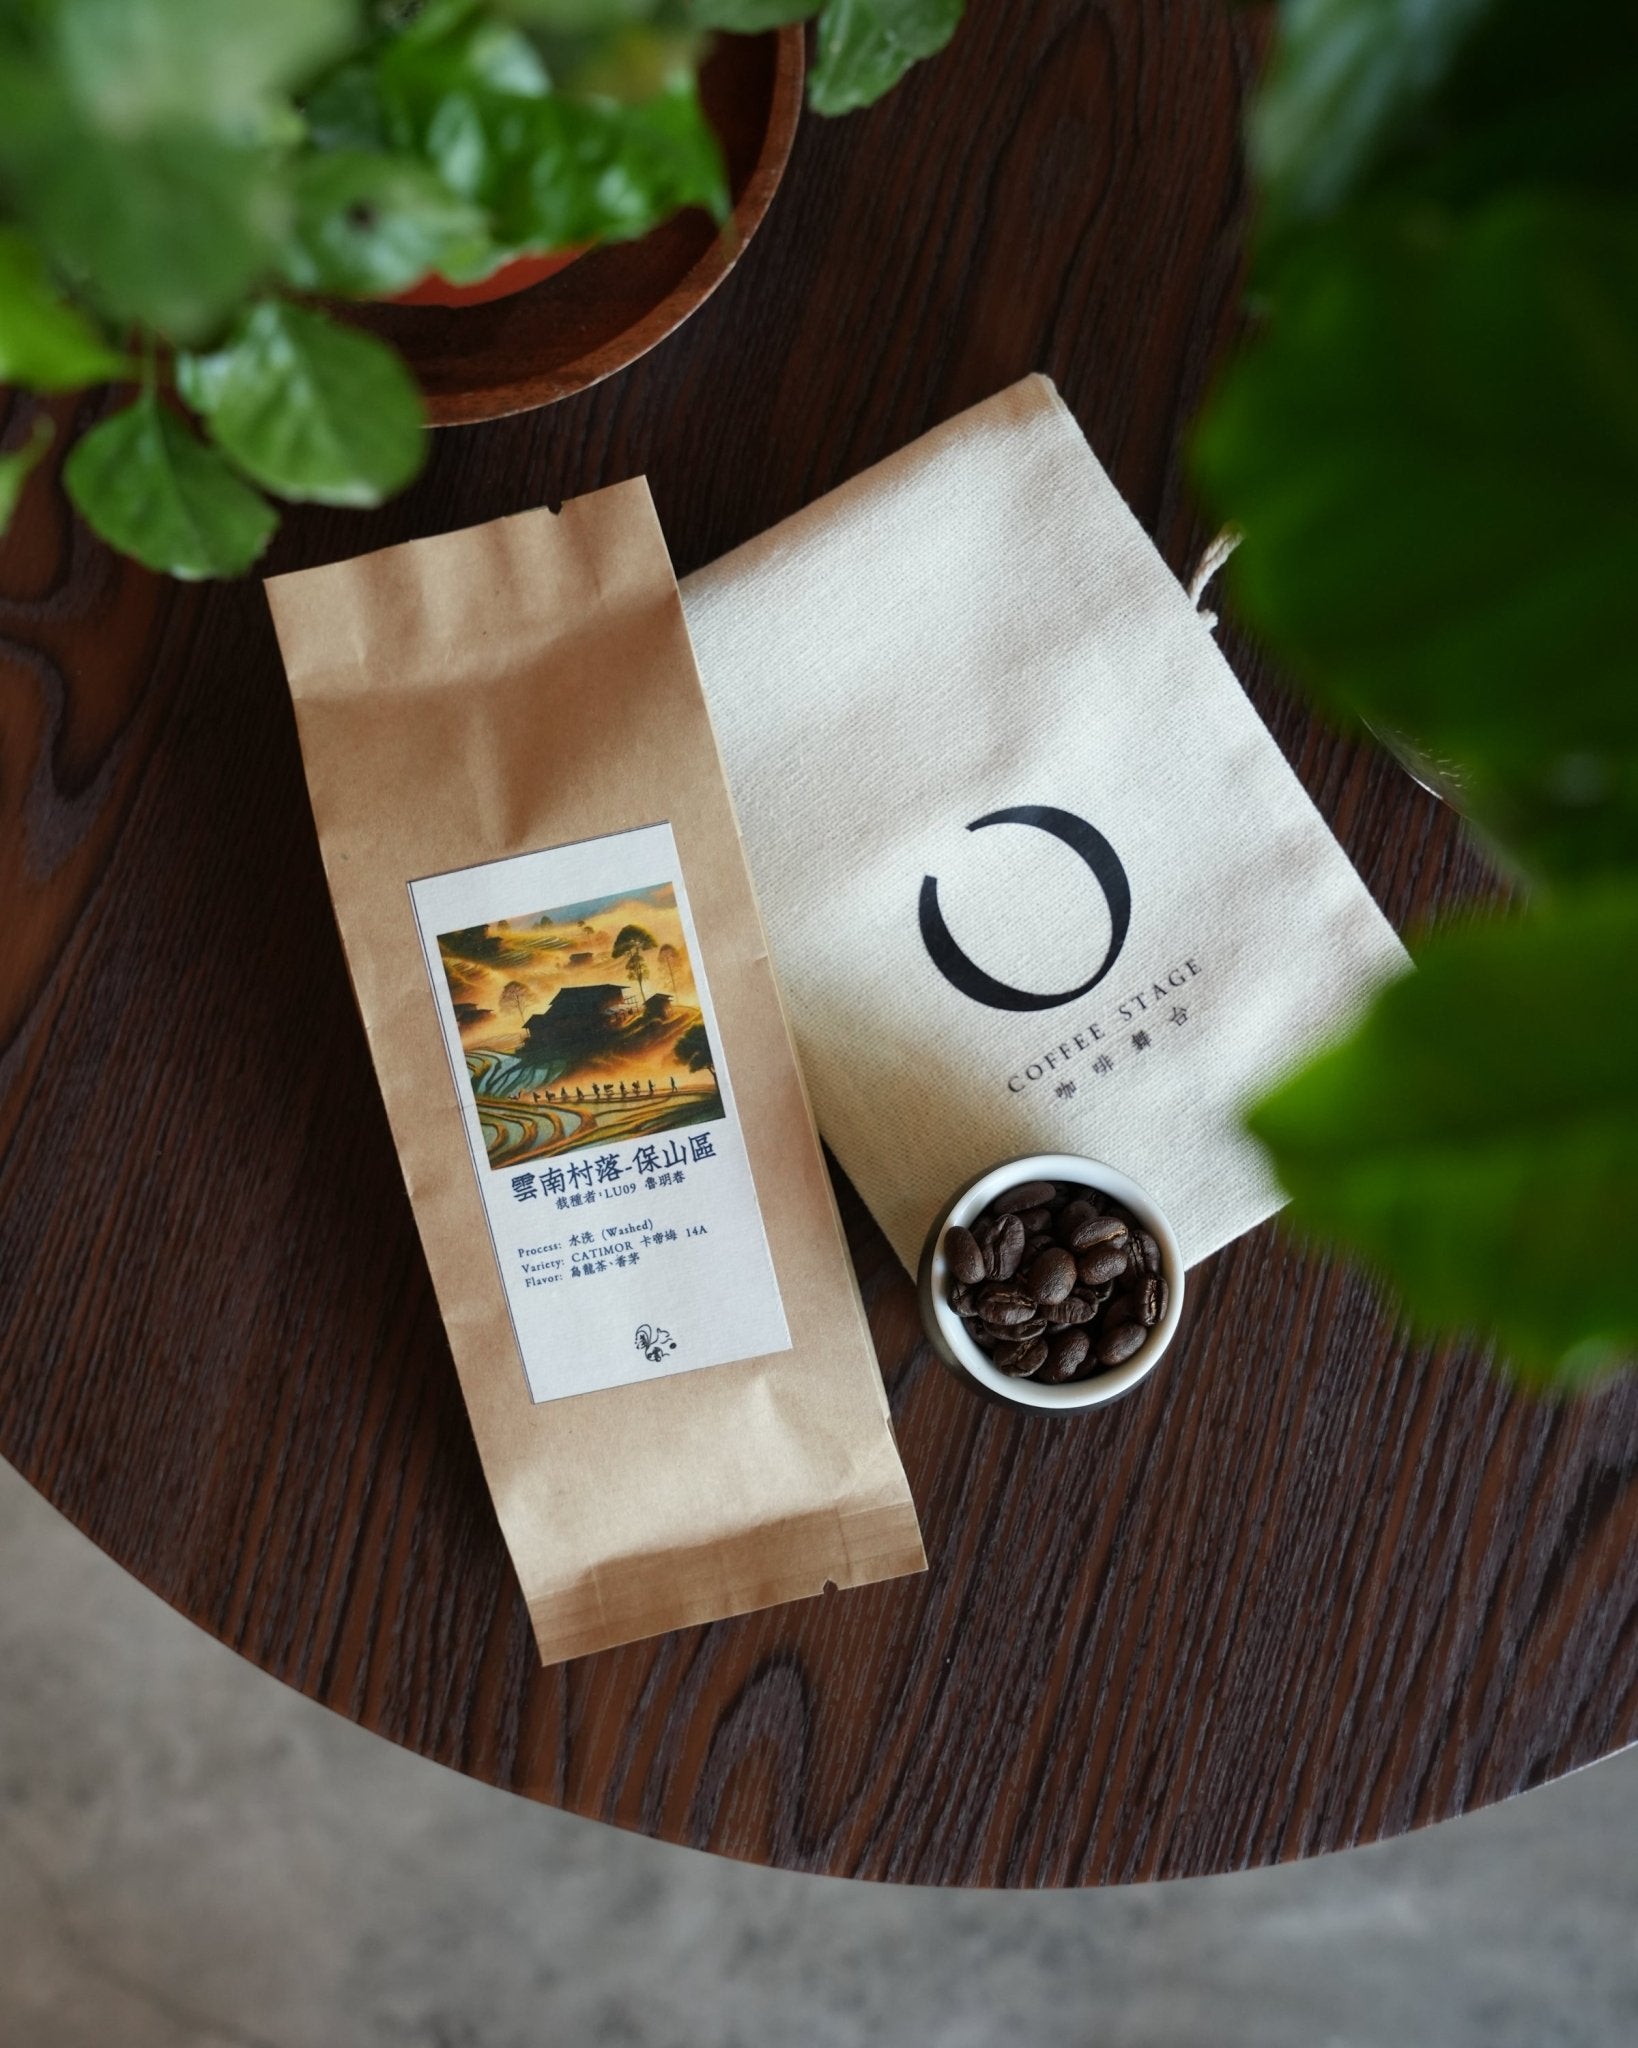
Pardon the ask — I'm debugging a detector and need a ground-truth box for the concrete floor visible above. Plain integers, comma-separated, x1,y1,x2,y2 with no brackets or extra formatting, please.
1,1455,1634,2048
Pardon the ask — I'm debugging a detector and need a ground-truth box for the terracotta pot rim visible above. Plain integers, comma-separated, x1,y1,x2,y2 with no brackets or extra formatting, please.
385,244,591,310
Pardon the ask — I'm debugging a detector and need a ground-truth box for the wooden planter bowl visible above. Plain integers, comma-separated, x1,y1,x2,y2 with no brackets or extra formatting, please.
334,26,805,426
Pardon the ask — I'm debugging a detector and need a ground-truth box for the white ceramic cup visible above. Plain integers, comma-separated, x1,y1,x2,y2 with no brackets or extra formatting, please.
917,1153,1185,1413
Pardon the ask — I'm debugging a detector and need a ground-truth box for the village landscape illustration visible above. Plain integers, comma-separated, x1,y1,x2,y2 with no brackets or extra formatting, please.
436,883,723,1169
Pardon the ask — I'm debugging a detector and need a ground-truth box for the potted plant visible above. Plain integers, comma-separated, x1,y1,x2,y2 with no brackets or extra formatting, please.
0,0,966,578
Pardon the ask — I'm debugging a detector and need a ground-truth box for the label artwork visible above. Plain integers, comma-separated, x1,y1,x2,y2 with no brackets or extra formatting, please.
410,822,790,1403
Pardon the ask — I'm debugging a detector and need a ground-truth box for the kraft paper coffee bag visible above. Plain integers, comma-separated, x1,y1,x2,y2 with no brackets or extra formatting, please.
265,481,924,1666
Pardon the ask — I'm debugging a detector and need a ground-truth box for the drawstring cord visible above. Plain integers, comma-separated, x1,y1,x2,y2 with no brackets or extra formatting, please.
1186,526,1241,630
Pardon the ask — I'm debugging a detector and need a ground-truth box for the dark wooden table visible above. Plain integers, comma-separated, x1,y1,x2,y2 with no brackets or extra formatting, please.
4,0,1636,1889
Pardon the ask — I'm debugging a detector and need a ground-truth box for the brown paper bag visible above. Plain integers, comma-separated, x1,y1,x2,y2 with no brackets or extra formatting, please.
264,480,925,1665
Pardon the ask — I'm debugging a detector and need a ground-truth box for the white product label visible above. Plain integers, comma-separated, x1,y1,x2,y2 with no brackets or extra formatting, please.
409,821,790,1403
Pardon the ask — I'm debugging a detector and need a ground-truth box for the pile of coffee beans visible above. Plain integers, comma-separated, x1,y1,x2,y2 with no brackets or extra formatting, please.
941,1179,1168,1383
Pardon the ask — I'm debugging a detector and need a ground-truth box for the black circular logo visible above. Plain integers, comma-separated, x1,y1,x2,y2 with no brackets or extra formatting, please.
918,805,1131,1013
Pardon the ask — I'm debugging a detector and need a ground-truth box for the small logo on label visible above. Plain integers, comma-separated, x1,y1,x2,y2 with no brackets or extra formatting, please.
635,1322,677,1364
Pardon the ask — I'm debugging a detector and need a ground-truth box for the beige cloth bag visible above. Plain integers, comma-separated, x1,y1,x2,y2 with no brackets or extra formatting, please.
680,376,1408,1271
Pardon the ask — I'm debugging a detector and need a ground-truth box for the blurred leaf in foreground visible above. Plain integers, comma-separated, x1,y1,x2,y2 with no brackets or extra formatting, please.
1252,0,1638,253
0,228,130,389
1247,889,1638,1389
1251,0,1490,243
1193,195,1638,887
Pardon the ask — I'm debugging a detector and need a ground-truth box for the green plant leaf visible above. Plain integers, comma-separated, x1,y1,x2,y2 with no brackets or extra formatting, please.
62,391,276,579
1247,889,1638,1387
0,417,53,537
807,0,963,117
1193,194,1638,886
49,0,353,129
1250,0,1491,243
43,128,281,340
474,86,729,248
381,7,552,117
1252,0,1638,247
538,22,708,105
394,0,498,50
588,80,730,231
1410,1,1638,209
0,0,356,340
685,2,814,29
0,228,130,389
302,59,394,151
510,0,668,28
177,301,425,507
369,11,560,200
371,5,728,253
0,64,286,341
280,150,495,294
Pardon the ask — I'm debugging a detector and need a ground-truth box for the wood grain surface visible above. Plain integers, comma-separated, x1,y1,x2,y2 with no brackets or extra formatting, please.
2,0,1635,1888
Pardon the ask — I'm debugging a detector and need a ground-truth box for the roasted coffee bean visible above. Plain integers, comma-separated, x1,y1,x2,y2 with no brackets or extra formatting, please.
1080,1281,1113,1310
1153,1275,1169,1324
1096,1320,1147,1367
1016,1205,1053,1234
992,1216,1027,1282
1069,1213,1128,1253
977,1286,1037,1327
1054,1197,1096,1240
1136,1230,1161,1276
1135,1274,1160,1326
994,1336,1049,1377
1023,1247,1077,1305
1056,1202,1124,1252
1043,1328,1090,1380
1021,1233,1052,1263
968,1323,996,1352
1076,1245,1127,1287
1041,1294,1096,1325
1104,1289,1139,1333
989,1178,1058,1215
1011,1317,1047,1341
977,1306,1035,1333
949,1281,976,1315
944,1225,986,1286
